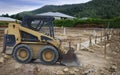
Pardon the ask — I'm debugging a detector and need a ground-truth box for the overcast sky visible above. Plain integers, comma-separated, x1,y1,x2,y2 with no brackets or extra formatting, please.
0,0,91,15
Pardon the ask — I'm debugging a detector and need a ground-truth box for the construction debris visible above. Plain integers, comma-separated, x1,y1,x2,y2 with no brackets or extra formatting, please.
63,68,69,72
0,57,4,63
56,70,64,75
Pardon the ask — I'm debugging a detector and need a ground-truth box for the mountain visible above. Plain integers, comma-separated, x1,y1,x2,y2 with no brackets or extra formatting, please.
15,0,120,19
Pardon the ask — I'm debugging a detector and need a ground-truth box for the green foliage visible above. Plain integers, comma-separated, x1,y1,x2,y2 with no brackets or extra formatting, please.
0,22,8,26
75,18,108,25
17,0,120,19
1,13,9,17
10,14,22,20
54,18,120,28
54,19,77,27
108,17,120,28
54,18,106,27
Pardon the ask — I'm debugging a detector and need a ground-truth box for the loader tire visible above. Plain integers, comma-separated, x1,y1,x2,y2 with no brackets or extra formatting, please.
39,46,59,65
13,44,33,63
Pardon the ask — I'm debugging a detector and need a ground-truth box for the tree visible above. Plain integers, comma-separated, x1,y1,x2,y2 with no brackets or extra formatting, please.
2,13,9,17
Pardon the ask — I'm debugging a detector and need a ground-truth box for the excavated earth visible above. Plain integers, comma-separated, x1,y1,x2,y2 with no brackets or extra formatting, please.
0,28,120,75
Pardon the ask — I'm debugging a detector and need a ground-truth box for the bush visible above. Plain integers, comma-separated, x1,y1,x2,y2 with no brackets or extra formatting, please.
54,18,108,27
54,18,120,28
54,19,77,27
109,17,120,28
0,21,8,26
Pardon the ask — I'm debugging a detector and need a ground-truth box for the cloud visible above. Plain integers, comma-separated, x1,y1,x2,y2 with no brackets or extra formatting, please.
0,0,43,15
0,0,91,15
46,0,91,5
0,0,42,6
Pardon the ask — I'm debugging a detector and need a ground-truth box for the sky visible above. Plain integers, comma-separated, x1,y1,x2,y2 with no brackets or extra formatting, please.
0,0,91,15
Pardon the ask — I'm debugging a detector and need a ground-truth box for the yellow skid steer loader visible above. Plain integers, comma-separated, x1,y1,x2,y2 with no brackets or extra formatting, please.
2,16,79,66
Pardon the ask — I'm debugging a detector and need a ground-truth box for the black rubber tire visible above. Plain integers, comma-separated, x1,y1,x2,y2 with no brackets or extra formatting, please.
13,44,33,63
39,46,59,65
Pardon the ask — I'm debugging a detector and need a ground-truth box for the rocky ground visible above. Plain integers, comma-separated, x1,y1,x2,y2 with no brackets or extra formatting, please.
0,28,119,75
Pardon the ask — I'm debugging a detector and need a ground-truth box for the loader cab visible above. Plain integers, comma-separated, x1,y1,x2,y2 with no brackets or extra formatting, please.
21,16,55,37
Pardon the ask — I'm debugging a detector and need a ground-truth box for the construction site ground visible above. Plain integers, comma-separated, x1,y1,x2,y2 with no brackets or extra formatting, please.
0,27,120,75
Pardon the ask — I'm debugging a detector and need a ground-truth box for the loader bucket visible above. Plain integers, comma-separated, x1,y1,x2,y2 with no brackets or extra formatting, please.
60,48,80,66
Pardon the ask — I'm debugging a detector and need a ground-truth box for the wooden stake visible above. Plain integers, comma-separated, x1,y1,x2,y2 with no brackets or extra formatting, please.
63,28,66,35
104,36,107,59
95,35,97,44
101,31,103,43
89,35,92,46
77,43,80,51
80,39,82,50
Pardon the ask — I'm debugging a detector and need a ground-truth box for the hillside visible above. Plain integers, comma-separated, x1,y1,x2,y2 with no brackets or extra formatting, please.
15,0,120,19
